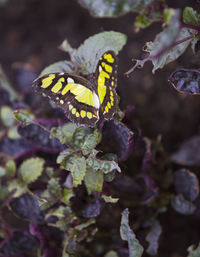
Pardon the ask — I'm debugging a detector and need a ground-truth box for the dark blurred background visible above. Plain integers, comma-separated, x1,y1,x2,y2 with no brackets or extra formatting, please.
0,0,199,152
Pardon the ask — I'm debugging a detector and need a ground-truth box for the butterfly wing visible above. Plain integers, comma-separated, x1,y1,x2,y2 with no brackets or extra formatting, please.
95,51,118,121
33,73,100,127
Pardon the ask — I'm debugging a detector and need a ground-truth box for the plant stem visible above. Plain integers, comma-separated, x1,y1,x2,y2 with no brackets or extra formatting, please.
182,21,200,33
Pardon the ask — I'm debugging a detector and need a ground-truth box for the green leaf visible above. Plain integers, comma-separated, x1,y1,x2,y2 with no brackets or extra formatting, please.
84,167,103,195
61,154,86,187
61,31,127,75
120,209,144,257
127,9,194,74
18,157,45,184
171,194,196,215
163,8,176,24
0,106,15,127
75,218,95,231
104,251,119,257
41,60,75,76
13,109,35,127
62,123,78,145
61,188,74,204
8,180,26,198
87,156,121,174
0,167,6,177
5,159,16,177
145,10,190,73
188,243,200,257
0,65,20,101
7,126,21,139
78,0,164,25
102,195,119,203
73,127,101,155
0,186,9,201
135,14,152,29
183,7,200,26
51,123,78,145
59,39,75,53
47,178,62,198
57,149,74,164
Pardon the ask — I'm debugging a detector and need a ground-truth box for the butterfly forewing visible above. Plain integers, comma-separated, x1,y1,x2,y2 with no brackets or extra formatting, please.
33,51,118,127
33,73,99,127
95,51,118,120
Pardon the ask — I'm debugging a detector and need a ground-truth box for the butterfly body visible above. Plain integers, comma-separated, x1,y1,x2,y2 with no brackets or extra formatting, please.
33,51,118,127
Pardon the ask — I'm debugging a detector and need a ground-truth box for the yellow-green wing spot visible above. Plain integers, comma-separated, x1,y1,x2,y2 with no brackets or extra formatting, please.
51,77,65,93
41,75,55,88
104,53,114,63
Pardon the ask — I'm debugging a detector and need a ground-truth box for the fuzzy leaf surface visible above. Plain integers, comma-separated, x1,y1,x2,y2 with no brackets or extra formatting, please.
19,157,44,184
40,60,75,76
13,109,35,127
61,31,127,75
0,105,15,127
183,7,200,26
173,169,199,201
84,168,103,195
61,153,86,187
73,127,101,155
169,69,200,95
188,243,200,257
120,209,144,257
171,194,196,215
146,220,162,256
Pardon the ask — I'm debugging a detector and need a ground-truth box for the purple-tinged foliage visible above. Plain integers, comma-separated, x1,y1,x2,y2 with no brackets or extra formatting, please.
112,175,141,193
146,220,162,256
169,69,200,95
18,123,64,153
137,174,158,204
10,194,45,224
0,230,39,255
14,65,37,91
171,194,196,215
171,136,200,166
82,197,102,218
0,88,12,107
141,137,152,171
0,136,33,158
30,223,61,257
102,120,134,161
173,169,199,201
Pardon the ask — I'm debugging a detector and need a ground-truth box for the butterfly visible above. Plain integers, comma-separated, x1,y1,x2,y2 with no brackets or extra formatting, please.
32,51,118,127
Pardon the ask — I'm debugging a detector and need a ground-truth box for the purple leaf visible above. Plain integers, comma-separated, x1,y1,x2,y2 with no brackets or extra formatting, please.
10,194,45,224
29,224,59,257
0,136,33,158
171,136,200,166
112,175,141,193
0,88,12,107
14,65,37,91
141,137,152,171
102,120,134,161
169,69,200,95
171,194,196,215
137,174,159,204
0,230,39,255
18,123,64,153
82,198,102,218
173,169,199,201
146,220,162,256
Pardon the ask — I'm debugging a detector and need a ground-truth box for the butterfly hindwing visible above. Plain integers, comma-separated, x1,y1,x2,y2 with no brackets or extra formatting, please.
96,51,118,120
33,73,99,127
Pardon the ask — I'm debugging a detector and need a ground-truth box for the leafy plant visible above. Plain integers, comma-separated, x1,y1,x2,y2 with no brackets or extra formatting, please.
1,1,200,257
